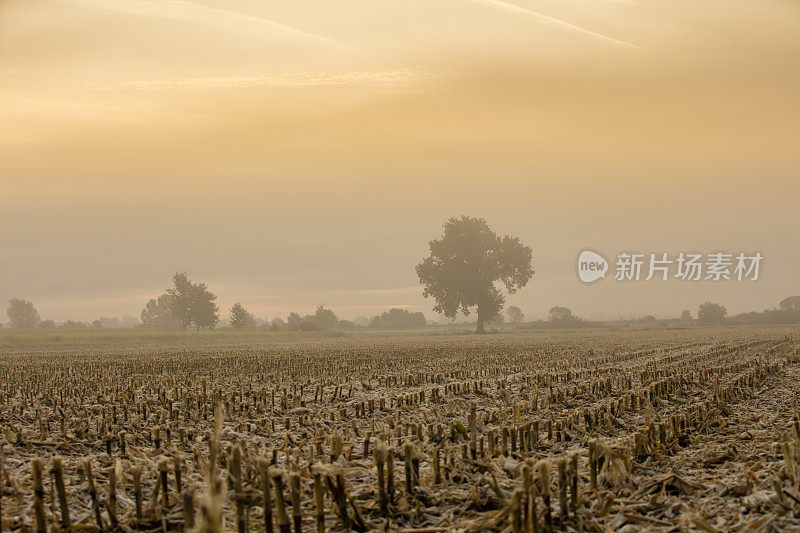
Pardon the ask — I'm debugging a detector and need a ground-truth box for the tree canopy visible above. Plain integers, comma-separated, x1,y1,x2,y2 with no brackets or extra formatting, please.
283,306,340,331
698,301,727,324
312,305,338,330
140,293,179,330
140,273,219,331
548,306,572,322
507,305,525,324
167,272,219,331
416,216,533,334
229,302,257,331
165,272,219,331
6,298,40,329
370,308,427,329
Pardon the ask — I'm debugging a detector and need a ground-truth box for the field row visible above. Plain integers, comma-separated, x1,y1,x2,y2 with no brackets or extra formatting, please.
0,328,799,531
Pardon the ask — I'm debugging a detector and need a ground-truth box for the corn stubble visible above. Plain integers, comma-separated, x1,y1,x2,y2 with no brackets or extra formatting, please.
0,328,799,530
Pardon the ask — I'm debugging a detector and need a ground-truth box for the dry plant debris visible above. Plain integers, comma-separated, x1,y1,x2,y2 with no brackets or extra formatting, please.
0,327,799,531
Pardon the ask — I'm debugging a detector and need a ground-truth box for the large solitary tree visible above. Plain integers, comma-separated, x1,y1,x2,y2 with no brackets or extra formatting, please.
6,298,40,329
416,216,533,334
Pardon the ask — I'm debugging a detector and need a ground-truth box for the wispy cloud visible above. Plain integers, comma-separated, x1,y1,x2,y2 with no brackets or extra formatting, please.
60,0,354,51
3,95,226,121
0,132,34,145
83,68,436,90
464,0,647,51
320,286,421,298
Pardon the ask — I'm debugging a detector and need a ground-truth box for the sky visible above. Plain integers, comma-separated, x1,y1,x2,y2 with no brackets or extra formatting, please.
1,0,799,323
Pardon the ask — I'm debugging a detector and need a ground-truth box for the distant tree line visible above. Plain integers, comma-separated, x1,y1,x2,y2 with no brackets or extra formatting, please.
697,301,727,324
135,273,437,332
9,266,800,333
727,296,800,325
281,305,342,332
266,307,429,332
547,306,588,328
229,302,257,331
670,298,800,326
506,306,525,324
369,308,427,329
8,216,800,335
2,298,120,330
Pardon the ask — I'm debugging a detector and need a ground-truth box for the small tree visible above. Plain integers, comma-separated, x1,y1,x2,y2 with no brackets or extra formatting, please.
416,216,533,334
7,298,40,329
507,306,525,324
270,317,286,331
189,281,219,331
166,272,194,330
38,319,57,329
312,305,338,330
229,302,256,331
338,319,357,329
370,308,427,329
680,309,692,320
286,312,303,331
165,272,219,331
697,302,726,324
548,306,572,322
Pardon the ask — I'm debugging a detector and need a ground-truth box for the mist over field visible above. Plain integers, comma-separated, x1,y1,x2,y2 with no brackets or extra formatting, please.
3,3,800,531
2,0,799,325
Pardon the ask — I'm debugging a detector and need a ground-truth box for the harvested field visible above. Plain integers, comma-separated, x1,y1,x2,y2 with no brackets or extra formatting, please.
1,327,799,532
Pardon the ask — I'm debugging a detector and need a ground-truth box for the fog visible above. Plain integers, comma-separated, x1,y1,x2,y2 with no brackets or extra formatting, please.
1,0,799,322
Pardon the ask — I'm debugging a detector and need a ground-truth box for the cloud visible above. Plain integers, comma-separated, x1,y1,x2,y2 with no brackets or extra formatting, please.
464,0,647,51
321,286,421,297
60,0,354,51
83,68,436,90
3,94,226,121
0,133,33,145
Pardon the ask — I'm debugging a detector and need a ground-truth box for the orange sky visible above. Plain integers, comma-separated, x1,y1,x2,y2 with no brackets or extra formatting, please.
1,0,799,322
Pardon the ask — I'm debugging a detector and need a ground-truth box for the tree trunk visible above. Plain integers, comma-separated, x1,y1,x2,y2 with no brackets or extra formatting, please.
476,306,486,334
